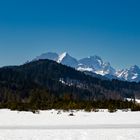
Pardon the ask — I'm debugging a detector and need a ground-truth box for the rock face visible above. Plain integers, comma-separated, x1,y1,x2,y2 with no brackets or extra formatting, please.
33,52,140,82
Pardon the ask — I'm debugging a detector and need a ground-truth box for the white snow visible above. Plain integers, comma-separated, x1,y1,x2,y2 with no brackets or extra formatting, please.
95,70,106,76
0,109,140,139
116,66,140,82
0,109,140,126
136,99,140,103
0,129,140,140
77,67,93,72
57,52,67,63
126,98,140,104
132,73,138,80
59,78,66,84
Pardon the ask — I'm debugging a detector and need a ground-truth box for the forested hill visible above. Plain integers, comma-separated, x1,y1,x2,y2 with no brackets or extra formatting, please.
0,59,140,108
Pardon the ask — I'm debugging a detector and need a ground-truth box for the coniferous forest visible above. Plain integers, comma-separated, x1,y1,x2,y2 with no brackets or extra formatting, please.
0,59,140,112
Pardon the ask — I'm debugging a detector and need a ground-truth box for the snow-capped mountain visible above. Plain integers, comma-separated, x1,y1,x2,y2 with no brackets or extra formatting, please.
34,52,78,68
57,52,78,67
116,65,140,82
79,56,104,71
33,52,140,82
78,56,115,76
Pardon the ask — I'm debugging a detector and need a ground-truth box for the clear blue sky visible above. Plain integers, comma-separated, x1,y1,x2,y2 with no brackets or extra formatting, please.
0,0,140,69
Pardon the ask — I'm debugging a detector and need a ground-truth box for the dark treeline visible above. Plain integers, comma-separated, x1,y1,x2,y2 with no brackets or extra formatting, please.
0,97,139,113
0,59,140,111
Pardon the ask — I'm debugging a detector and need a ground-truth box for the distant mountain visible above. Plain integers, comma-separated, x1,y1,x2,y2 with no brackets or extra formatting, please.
116,65,140,82
79,56,104,71
57,52,78,68
34,52,78,68
34,52,58,61
78,56,116,76
33,52,140,82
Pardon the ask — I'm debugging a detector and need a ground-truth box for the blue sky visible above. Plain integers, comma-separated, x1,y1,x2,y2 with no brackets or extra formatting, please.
0,0,140,69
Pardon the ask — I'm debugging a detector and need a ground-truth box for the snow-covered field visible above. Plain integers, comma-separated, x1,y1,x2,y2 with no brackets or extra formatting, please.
0,109,140,140
0,109,140,126
0,129,140,140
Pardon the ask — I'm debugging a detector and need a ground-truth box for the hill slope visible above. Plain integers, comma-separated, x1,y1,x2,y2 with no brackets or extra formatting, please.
0,59,140,100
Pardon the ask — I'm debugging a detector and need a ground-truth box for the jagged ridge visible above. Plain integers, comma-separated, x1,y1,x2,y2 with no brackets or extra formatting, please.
33,52,140,82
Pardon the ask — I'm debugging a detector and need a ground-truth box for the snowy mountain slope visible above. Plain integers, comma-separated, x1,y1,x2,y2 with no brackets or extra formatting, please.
79,56,104,71
34,52,78,68
116,65,140,82
33,52,140,82
57,52,78,67
78,56,116,76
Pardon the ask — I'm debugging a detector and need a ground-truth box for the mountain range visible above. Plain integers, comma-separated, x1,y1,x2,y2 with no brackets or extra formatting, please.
1,58,140,102
33,52,140,82
0,52,139,110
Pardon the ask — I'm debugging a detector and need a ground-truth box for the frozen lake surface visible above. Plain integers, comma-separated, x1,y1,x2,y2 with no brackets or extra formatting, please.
0,129,140,140
0,109,140,140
